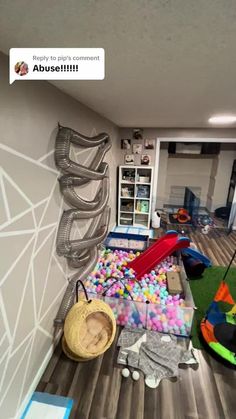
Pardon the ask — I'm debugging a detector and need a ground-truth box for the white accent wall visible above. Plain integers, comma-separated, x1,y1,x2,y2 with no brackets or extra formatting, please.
0,52,119,419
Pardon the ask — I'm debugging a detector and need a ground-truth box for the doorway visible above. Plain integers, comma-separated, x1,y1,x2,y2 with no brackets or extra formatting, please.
153,139,236,230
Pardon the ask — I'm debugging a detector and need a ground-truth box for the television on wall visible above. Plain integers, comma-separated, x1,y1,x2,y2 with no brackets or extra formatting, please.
184,187,200,217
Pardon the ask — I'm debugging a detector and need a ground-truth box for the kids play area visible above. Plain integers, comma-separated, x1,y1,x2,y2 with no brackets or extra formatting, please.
1,2,236,419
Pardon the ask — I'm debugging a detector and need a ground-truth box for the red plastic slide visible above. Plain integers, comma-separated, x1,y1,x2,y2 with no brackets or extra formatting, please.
128,231,190,280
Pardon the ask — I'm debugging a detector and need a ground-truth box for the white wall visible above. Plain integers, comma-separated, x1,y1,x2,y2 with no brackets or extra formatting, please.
0,51,119,419
165,156,213,207
211,149,236,211
155,146,168,209
228,187,236,229
155,143,236,211
206,156,219,210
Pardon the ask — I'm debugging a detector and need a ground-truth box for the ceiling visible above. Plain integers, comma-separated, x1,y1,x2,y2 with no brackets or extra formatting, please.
1,0,236,127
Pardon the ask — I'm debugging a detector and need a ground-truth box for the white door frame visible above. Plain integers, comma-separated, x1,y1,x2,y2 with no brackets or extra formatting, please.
153,137,236,228
228,187,236,229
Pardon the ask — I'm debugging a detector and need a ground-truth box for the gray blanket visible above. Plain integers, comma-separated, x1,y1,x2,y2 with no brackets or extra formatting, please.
117,328,197,385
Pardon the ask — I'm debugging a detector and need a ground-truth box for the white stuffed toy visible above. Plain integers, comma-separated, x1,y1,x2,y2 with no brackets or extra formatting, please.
202,224,210,235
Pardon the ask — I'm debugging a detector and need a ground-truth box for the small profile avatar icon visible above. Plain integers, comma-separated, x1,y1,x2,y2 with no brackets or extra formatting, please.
14,61,29,76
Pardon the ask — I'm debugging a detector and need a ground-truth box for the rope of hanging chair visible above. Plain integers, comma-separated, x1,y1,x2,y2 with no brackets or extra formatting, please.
222,249,236,282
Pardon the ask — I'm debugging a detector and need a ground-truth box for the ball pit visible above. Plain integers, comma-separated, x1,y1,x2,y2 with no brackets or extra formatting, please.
84,249,193,337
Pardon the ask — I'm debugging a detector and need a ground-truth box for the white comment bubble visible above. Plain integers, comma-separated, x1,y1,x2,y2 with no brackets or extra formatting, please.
9,48,105,84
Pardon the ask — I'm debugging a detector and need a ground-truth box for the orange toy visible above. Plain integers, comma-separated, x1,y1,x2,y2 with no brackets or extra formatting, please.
173,208,191,223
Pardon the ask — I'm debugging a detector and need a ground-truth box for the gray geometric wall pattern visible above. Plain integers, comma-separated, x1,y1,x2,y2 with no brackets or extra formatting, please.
0,138,99,419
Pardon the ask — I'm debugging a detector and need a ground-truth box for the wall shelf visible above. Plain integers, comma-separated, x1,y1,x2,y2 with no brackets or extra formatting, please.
118,165,153,228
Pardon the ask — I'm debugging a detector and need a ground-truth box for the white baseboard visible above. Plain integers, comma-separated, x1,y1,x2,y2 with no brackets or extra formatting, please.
15,330,62,419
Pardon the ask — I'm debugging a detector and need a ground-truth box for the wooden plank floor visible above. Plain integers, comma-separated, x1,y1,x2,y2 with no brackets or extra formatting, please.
158,227,236,267
37,230,236,419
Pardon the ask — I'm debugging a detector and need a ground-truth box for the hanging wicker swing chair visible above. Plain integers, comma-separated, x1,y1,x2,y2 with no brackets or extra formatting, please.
63,280,116,361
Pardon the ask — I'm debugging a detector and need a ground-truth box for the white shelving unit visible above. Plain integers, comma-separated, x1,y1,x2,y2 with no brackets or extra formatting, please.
118,165,153,228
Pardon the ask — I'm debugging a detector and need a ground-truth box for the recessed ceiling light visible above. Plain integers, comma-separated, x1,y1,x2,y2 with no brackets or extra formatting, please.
208,115,236,125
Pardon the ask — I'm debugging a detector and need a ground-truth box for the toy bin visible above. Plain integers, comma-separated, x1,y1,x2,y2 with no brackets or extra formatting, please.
145,302,193,336
104,232,149,252
84,292,194,337
83,245,194,337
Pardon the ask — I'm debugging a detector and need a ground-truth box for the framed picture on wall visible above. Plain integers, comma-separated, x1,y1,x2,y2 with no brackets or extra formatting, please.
141,154,150,165
132,143,142,154
144,139,155,149
133,128,143,140
124,154,134,164
121,139,131,149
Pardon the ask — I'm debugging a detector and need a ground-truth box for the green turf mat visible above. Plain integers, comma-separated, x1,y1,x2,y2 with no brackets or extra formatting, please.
189,267,236,349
